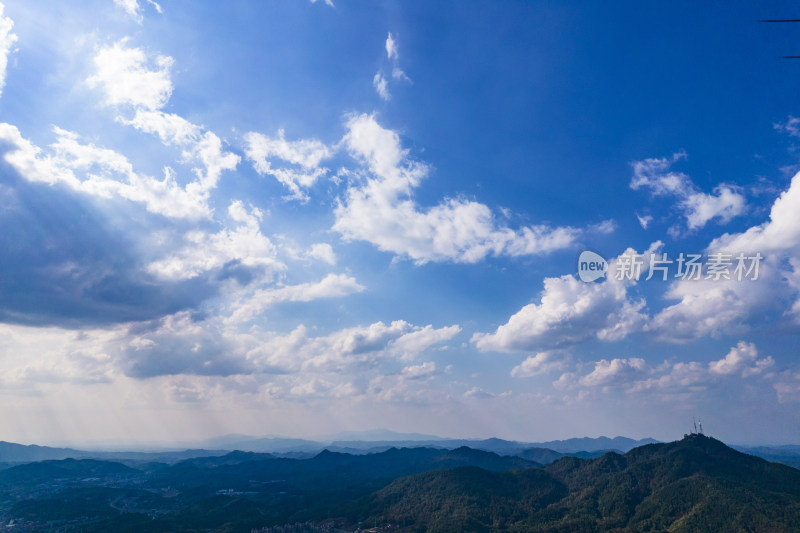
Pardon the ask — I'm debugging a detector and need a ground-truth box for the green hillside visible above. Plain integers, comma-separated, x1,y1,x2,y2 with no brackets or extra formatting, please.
355,434,800,532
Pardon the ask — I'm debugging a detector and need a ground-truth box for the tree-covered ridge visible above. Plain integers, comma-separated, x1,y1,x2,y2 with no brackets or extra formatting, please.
1,435,799,532
355,435,800,532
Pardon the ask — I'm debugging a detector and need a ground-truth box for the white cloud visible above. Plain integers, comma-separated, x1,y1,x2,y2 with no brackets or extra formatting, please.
245,129,331,171
88,39,173,110
334,114,579,264
0,123,81,188
88,41,240,211
473,244,660,352
556,342,773,397
0,323,119,390
114,0,164,24
472,275,645,351
463,386,511,399
0,3,17,101
307,243,337,265
590,219,616,235
579,358,646,387
122,110,240,195
309,0,334,7
392,67,410,82
373,71,390,100
634,344,773,396
645,272,779,341
113,0,161,23
628,361,707,394
773,371,800,403
124,109,199,144
226,273,364,324
708,341,773,377
630,152,745,230
647,172,800,340
709,171,800,255
401,362,436,380
385,33,410,82
388,324,461,361
774,116,800,138
146,0,163,14
243,129,332,201
386,33,398,61
0,124,217,219
248,273,363,305
372,34,409,100
510,351,565,377
114,0,142,23
243,320,459,376
636,213,652,229
112,307,457,388
147,201,283,280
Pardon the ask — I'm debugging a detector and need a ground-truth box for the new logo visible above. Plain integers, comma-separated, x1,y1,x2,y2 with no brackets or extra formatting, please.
578,250,608,282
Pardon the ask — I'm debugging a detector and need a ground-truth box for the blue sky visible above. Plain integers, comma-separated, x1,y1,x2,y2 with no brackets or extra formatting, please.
1,0,800,446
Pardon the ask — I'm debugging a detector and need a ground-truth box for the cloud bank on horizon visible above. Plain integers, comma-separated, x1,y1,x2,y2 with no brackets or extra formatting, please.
0,0,799,445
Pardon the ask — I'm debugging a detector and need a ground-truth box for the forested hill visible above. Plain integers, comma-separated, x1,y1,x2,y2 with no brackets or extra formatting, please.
355,434,800,532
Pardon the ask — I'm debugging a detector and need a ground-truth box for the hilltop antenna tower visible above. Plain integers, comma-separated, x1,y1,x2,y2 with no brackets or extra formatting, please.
698,419,704,435
693,417,698,435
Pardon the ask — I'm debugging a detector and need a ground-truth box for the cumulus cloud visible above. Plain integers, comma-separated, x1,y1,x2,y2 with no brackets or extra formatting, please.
119,312,253,378
472,275,646,351
0,125,216,219
388,324,461,361
252,320,459,374
87,39,173,109
243,129,332,201
510,351,565,378
645,271,779,341
0,147,216,327
123,110,240,195
709,171,800,255
147,201,283,281
334,114,579,264
630,152,745,231
307,243,337,265
0,324,119,390
473,244,661,352
647,172,800,340
708,341,773,377
632,343,773,395
133,319,458,403
401,361,436,380
118,311,459,381
88,40,240,216
555,342,774,397
0,3,17,101
578,357,646,388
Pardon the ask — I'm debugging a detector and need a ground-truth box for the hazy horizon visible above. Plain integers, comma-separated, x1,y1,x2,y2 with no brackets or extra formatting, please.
3,429,786,454
1,1,800,448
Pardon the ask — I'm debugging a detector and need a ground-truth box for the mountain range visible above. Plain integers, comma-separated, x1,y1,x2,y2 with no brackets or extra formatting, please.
0,434,799,531
354,434,800,531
